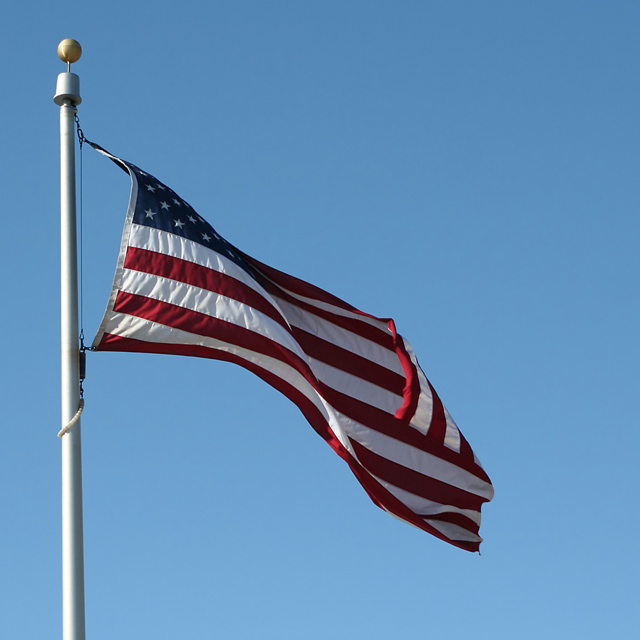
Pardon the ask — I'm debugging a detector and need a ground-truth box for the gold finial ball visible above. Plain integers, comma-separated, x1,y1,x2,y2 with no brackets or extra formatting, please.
57,39,82,65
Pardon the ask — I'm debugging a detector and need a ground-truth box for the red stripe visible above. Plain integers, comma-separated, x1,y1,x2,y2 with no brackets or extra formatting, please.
422,378,447,443
459,432,474,459
261,285,422,432
423,511,480,536
112,291,315,379
97,332,482,552
124,247,290,332
292,328,406,396
96,333,343,450
93,152,493,551
314,384,492,483
129,246,409,397
242,252,362,313
338,452,482,551
246,260,441,473
124,250,405,397
388,320,420,423
110,291,490,484
258,275,396,350
110,292,402,430
349,439,486,512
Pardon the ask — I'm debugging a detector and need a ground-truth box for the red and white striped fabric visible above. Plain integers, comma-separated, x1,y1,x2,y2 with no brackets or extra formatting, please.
92,143,493,551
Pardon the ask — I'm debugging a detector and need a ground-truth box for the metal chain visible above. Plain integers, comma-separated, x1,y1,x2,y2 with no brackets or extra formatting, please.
74,113,85,148
75,112,86,406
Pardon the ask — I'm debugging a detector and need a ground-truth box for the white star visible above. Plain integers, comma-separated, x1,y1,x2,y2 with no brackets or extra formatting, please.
173,198,183,206
157,184,166,190
188,215,197,223
160,201,170,210
144,209,157,219
202,233,211,242
174,219,185,228
146,184,156,192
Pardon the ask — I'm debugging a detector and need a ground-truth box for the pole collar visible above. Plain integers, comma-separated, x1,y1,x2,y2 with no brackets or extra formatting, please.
54,72,81,106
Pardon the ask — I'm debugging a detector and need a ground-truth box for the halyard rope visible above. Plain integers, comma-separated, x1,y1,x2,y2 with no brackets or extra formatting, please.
58,117,88,440
58,399,85,438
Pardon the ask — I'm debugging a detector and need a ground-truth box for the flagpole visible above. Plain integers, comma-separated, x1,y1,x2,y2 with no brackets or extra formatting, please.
54,39,86,640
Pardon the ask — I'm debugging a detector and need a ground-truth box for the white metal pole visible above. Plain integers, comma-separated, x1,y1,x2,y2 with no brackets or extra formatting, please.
54,39,85,640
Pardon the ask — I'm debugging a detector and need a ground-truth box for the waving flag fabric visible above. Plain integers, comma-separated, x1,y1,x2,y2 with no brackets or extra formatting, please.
91,142,493,551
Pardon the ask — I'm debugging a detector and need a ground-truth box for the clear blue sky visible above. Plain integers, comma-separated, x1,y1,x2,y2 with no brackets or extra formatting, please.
3,2,639,638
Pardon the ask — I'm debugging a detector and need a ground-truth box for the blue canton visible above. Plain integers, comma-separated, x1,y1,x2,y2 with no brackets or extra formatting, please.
123,161,251,273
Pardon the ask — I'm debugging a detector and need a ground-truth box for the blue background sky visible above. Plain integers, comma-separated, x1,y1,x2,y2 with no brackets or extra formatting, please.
2,2,639,638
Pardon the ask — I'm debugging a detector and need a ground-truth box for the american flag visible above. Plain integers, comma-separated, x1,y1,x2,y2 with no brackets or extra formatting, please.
91,142,493,552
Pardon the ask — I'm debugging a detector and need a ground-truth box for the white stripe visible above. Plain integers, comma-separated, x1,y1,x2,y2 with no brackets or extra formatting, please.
272,293,405,376
424,518,482,544
375,479,482,524
343,418,494,500
93,159,493,549
443,405,462,453
308,358,402,414
118,269,306,361
409,364,434,436
128,226,404,378
100,312,356,456
101,312,330,415
262,276,390,331
401,339,435,437
376,500,481,544
128,225,287,319
403,339,462,452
